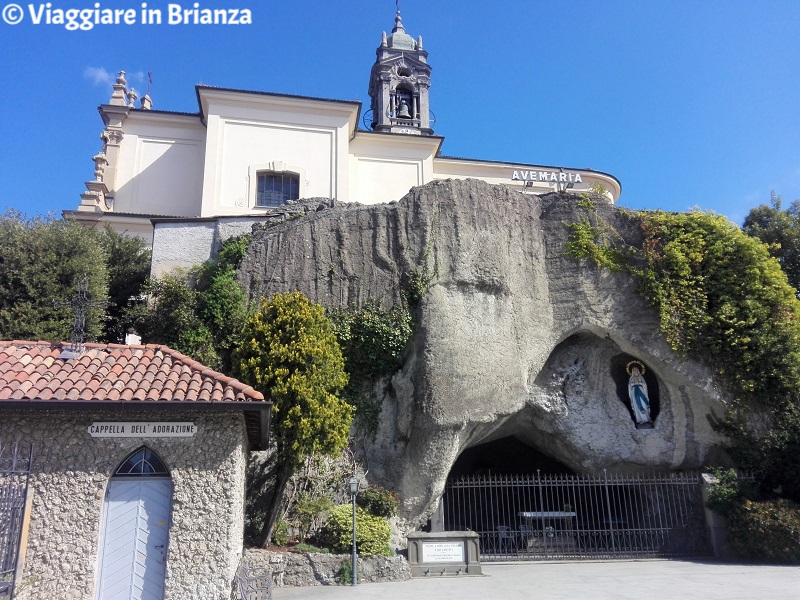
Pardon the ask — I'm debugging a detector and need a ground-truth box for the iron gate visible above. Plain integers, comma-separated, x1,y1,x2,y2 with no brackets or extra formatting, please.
0,443,32,598
442,470,710,561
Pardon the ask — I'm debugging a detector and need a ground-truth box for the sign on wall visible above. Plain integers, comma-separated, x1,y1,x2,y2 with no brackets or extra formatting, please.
421,541,464,563
511,170,583,183
88,422,197,438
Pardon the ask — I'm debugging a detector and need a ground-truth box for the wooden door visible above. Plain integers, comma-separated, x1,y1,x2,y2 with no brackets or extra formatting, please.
96,478,172,600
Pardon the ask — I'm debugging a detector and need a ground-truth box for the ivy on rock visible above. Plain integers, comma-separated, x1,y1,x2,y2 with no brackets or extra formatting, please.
566,202,800,502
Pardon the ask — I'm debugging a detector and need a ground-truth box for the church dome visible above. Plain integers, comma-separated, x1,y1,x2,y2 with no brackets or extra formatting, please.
387,11,417,50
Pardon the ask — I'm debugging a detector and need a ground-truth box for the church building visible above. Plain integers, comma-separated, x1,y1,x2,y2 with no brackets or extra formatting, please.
65,9,621,272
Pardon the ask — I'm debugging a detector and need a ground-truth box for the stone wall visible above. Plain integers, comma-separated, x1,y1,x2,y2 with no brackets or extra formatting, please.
0,408,247,600
150,199,335,277
242,549,410,587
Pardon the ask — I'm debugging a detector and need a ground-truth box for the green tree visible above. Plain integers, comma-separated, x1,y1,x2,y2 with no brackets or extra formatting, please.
129,235,249,371
743,191,800,296
99,226,151,343
0,211,109,341
0,212,151,344
233,291,352,546
127,271,218,366
194,235,250,370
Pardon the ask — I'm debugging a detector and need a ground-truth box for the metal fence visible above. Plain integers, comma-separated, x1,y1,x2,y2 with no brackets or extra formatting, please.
0,443,32,599
442,470,711,561
235,563,273,600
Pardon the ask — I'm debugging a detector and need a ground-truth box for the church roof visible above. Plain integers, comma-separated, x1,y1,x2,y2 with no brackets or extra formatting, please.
387,11,417,50
195,85,360,111
0,340,264,403
0,341,271,448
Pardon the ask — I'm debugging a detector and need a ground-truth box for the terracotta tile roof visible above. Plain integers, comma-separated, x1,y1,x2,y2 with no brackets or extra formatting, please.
0,341,264,404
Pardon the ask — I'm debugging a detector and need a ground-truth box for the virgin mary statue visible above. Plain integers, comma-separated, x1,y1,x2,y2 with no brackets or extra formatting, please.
627,361,653,427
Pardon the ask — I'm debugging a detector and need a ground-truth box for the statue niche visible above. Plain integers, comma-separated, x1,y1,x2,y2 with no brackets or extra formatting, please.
611,355,659,428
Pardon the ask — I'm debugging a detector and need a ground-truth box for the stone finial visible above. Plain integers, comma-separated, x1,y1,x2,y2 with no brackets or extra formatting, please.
92,152,108,182
393,10,404,33
381,31,387,47
140,94,153,110
109,70,127,106
126,87,138,108
418,35,423,50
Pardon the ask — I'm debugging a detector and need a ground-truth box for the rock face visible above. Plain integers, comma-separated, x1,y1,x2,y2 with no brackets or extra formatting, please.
238,179,727,523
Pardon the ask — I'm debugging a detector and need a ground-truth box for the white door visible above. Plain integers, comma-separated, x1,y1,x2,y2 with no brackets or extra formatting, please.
96,478,172,600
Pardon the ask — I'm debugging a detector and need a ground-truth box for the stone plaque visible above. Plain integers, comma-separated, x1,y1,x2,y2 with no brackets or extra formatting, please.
421,541,464,563
88,422,197,437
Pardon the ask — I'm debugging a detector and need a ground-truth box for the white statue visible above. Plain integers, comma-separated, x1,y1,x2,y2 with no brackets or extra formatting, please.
627,360,652,426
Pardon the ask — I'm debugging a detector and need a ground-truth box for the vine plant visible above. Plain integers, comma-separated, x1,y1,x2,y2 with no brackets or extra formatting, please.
403,205,440,306
329,300,413,435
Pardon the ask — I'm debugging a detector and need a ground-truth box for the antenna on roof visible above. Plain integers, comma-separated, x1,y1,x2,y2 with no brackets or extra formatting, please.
54,276,106,356
140,72,154,110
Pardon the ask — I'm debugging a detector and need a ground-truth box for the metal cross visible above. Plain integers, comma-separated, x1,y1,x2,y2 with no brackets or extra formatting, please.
54,276,105,354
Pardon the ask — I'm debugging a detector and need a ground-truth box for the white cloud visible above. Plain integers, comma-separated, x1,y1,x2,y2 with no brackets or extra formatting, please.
83,66,114,86
128,71,147,85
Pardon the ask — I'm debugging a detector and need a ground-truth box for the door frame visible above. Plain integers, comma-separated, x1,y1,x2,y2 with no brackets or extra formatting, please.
95,447,173,600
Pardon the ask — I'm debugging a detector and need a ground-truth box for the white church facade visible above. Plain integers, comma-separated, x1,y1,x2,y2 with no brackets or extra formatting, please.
65,10,621,262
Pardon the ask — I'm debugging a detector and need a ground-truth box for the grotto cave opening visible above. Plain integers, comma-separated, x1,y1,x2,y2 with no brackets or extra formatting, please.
448,436,575,479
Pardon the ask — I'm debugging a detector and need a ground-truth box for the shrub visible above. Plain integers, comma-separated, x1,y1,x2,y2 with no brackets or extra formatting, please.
323,504,392,556
329,301,413,434
130,235,250,372
728,499,800,564
272,518,290,547
337,558,358,584
356,485,398,518
294,492,333,542
705,468,757,517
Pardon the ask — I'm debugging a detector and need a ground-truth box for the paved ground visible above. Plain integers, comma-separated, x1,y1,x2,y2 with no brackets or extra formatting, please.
271,560,800,600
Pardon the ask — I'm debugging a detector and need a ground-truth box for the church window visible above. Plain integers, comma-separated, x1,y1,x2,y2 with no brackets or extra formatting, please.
256,172,300,207
114,446,170,476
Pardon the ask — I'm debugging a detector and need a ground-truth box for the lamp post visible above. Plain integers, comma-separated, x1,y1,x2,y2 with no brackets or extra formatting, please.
348,476,360,586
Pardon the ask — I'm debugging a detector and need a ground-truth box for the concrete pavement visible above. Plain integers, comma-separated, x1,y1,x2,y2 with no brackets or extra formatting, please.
271,560,800,600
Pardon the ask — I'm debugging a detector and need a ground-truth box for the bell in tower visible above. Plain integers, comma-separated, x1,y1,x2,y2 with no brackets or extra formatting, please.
397,98,411,119
368,7,433,135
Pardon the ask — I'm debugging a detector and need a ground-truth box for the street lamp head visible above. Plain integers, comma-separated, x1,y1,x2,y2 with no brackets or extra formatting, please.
349,476,360,496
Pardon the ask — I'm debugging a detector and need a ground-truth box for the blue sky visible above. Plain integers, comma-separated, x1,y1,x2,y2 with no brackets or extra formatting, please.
1,0,799,224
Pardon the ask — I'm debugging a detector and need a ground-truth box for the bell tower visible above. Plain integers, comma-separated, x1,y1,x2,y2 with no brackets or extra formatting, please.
368,8,432,135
